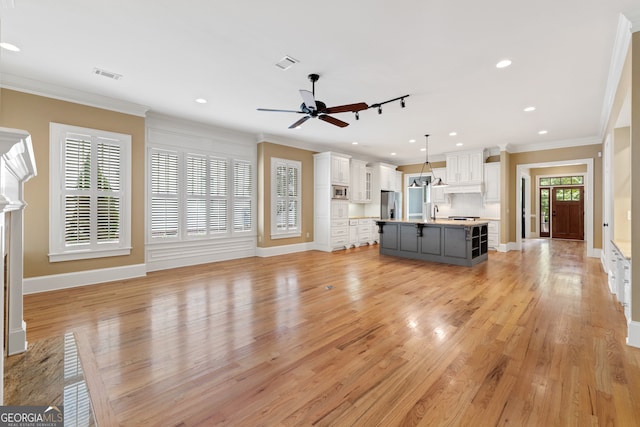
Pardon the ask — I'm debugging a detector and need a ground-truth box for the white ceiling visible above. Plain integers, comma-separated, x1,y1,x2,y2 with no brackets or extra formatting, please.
0,0,637,165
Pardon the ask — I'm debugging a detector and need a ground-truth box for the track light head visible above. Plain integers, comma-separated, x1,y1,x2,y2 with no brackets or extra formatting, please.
355,111,359,120
400,98,406,108
378,106,382,115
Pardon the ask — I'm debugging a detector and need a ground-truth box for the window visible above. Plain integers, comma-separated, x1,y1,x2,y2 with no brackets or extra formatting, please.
49,123,131,261
148,148,251,240
539,175,583,186
271,158,301,238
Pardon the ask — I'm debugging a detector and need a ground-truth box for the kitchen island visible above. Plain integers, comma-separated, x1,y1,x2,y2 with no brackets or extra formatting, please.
375,219,489,266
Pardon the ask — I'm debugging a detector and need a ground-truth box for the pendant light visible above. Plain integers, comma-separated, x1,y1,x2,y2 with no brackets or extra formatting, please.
409,135,447,188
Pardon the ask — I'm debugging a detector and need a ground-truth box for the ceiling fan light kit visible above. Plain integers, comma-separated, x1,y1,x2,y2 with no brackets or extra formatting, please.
257,73,409,129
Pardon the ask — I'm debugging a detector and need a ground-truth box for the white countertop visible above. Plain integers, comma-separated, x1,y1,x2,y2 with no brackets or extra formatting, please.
376,219,489,226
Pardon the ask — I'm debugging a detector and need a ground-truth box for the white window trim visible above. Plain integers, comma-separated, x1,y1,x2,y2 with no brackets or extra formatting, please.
270,157,301,239
49,123,132,262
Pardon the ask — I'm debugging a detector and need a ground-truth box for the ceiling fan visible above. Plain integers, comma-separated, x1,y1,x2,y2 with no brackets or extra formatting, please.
257,73,369,129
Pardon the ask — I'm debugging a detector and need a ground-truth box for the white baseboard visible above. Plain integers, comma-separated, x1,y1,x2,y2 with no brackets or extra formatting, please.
588,247,601,259
496,243,509,252
505,241,521,252
7,321,27,355
256,242,314,257
627,321,640,348
24,263,146,294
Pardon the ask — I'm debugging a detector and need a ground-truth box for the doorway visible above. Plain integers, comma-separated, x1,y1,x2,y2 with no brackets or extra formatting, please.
552,187,584,240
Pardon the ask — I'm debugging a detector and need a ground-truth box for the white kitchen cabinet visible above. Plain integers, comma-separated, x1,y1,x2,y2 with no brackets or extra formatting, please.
350,159,368,203
430,168,450,204
446,149,487,185
331,154,350,185
484,162,500,203
374,162,397,191
365,162,398,210
395,170,403,192
349,219,359,247
365,168,372,202
314,152,352,252
610,242,632,325
487,220,500,250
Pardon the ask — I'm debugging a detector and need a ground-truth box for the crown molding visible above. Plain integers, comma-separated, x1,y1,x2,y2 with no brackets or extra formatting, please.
624,9,640,31
1,73,150,117
506,136,601,154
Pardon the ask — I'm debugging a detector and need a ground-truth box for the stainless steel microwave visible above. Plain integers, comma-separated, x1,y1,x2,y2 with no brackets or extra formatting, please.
332,185,349,199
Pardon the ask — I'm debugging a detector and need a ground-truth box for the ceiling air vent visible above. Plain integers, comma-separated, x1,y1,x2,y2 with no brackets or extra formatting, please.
93,67,123,81
275,56,299,71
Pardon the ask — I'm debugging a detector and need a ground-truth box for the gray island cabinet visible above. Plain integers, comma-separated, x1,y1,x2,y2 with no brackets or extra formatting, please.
375,219,489,266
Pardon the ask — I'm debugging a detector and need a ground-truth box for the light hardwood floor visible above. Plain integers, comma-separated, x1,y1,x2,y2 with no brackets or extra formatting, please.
22,239,640,426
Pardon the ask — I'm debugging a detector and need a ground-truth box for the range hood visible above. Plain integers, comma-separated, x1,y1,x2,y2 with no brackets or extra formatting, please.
443,183,484,194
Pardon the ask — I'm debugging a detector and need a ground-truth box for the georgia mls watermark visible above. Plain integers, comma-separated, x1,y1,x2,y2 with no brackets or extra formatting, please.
0,406,63,427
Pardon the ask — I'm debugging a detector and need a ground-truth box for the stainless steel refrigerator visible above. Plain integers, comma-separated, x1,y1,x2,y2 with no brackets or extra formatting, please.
380,190,402,219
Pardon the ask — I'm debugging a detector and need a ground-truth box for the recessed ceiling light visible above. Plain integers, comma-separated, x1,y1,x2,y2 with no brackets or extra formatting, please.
496,59,512,69
456,143,464,147
0,42,20,52
195,98,207,104
449,132,457,136
524,106,536,112
390,152,397,156
409,139,416,143
538,130,548,135
420,148,426,152
352,141,358,145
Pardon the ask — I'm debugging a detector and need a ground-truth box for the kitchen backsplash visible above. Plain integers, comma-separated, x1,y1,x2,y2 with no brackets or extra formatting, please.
433,193,500,219
348,192,499,219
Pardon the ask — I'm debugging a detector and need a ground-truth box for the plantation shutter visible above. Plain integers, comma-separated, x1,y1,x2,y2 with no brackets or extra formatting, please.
233,160,252,232
209,157,228,233
150,150,179,238
186,155,207,236
63,135,122,246
64,136,92,245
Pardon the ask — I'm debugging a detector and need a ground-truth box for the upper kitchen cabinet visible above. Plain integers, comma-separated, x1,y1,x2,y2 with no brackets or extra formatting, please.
331,153,351,185
371,162,397,192
350,159,369,203
483,162,500,203
446,149,487,185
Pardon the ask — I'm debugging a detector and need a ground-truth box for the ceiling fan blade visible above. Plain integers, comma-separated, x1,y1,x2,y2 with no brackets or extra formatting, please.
288,116,311,129
318,115,349,128
257,108,305,113
299,90,317,110
324,102,369,114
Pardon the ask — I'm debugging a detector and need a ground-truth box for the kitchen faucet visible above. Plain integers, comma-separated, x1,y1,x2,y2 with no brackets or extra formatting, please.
432,204,439,221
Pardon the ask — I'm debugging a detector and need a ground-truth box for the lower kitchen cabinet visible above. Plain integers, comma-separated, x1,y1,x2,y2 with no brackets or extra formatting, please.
348,218,378,248
487,220,500,250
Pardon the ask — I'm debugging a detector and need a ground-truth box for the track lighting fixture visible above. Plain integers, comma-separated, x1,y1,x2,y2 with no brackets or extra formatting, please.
355,111,359,120
400,98,406,108
378,106,382,114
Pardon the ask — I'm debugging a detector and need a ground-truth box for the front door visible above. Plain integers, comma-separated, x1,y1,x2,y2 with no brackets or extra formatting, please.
552,187,584,240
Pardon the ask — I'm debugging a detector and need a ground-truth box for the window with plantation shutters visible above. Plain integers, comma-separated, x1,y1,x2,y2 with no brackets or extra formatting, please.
50,123,131,262
148,149,244,240
271,158,301,238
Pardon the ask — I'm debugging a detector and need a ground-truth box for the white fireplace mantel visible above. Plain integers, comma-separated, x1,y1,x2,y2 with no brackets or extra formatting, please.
0,127,37,403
